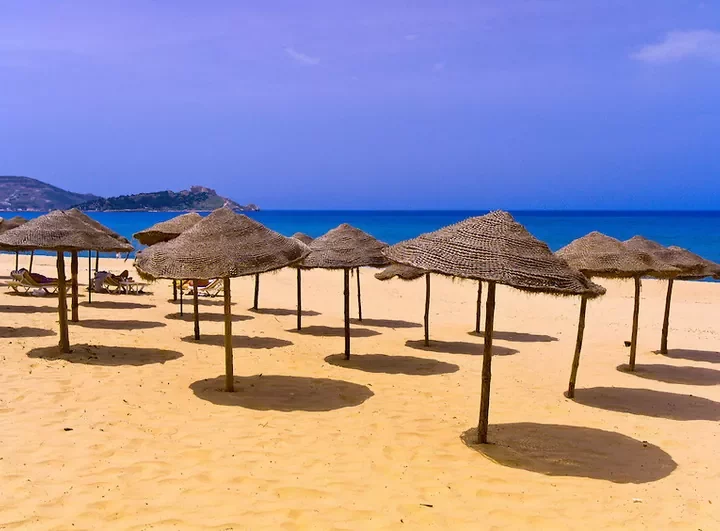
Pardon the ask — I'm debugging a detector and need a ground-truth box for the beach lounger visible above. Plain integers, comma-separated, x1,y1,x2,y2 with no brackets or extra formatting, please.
187,278,224,297
102,274,148,294
7,270,58,295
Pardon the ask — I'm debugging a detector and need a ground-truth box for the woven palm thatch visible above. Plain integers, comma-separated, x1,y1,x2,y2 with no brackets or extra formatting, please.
66,208,132,247
292,232,314,245
0,215,29,235
0,210,133,252
375,263,425,281
385,211,605,298
301,224,390,269
133,212,203,246
134,207,309,281
625,236,720,279
556,232,679,279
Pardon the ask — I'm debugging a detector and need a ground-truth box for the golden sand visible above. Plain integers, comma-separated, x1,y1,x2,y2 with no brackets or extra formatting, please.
1,254,719,529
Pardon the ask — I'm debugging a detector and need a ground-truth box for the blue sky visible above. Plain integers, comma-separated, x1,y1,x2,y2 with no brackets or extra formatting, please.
1,1,719,209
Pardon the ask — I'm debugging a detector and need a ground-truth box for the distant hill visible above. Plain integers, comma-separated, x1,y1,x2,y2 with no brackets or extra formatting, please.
0,176,100,211
72,185,259,212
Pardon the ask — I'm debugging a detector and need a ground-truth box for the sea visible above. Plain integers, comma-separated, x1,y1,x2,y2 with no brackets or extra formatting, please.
3,210,720,265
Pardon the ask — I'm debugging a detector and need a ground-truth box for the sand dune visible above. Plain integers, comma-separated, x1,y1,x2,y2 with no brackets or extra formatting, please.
1,254,719,529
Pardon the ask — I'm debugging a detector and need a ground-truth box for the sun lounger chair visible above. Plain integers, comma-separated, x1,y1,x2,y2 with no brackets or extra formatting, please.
102,274,148,294
187,278,224,297
120,279,149,294
7,270,58,295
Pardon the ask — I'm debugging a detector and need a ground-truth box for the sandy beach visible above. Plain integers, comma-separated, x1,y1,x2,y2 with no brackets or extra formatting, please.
1,253,719,530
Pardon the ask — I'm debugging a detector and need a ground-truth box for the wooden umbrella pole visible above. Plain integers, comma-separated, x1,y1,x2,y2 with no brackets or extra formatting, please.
477,280,496,444
475,280,483,334
172,280,178,302
660,279,674,355
193,281,200,340
29,250,34,273
296,268,302,330
344,268,351,359
56,251,70,353
223,277,234,392
356,267,362,321
95,250,99,273
70,251,79,322
567,295,588,398
179,280,184,316
424,273,431,346
15,251,19,272
87,251,92,304
629,276,641,371
253,273,260,310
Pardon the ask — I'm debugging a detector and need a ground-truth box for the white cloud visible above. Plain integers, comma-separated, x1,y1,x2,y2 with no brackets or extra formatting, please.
631,30,720,63
432,62,445,72
285,47,320,66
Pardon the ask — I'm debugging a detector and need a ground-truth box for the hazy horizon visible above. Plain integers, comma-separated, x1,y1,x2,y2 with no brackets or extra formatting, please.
2,1,718,210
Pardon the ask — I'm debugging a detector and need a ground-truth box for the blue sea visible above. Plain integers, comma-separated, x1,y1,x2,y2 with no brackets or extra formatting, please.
3,210,720,264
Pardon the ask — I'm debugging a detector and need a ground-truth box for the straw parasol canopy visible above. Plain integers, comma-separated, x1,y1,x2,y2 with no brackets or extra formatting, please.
384,211,604,444
375,264,425,281
133,212,203,246
135,207,309,391
625,235,720,355
298,224,390,356
557,231,680,375
292,232,314,245
0,210,134,353
0,215,28,235
66,208,132,246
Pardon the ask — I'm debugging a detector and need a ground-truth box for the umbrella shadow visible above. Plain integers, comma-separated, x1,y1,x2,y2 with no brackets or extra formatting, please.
461,423,676,484
617,364,720,386
570,387,720,421
181,334,293,349
166,298,236,307
351,318,422,329
0,326,55,338
657,349,720,364
324,353,459,376
406,339,518,357
0,304,57,314
70,319,166,330
80,301,155,310
250,307,321,317
27,343,182,366
165,312,253,323
190,374,374,412
468,330,558,343
288,325,381,338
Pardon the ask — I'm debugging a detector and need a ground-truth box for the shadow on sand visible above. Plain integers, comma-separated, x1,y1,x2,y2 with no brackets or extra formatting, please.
289,325,381,338
461,423,677,484
166,298,236,307
350,318,422,329
70,319,166,330
617,363,720,386
0,304,57,314
181,334,292,349
250,307,320,317
165,312,253,323
570,386,720,421
27,343,182,366
324,353,459,376
81,301,155,310
657,349,720,364
468,330,558,343
190,374,374,411
0,326,55,338
406,339,518,357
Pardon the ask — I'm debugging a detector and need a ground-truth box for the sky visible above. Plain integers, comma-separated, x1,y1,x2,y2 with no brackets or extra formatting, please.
1,1,719,210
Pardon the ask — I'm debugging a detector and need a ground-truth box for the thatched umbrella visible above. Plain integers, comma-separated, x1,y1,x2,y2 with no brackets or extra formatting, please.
292,232,314,245
384,211,605,444
134,208,308,391
66,209,133,306
134,212,203,306
375,264,436,344
557,232,679,375
299,224,389,356
0,211,134,352
625,236,720,354
0,216,29,271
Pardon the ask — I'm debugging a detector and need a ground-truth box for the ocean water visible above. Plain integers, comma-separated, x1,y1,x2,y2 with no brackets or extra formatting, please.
3,210,720,264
